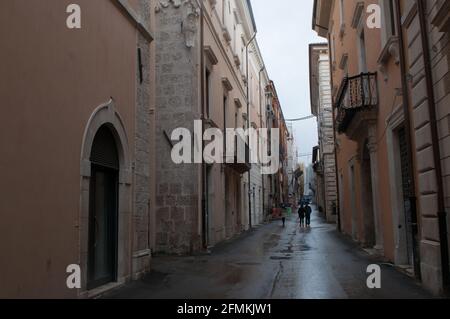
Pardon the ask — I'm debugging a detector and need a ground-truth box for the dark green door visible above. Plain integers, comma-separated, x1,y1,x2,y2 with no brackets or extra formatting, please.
87,165,118,290
87,125,119,290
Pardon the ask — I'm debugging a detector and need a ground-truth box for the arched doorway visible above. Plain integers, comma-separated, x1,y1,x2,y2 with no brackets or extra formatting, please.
79,99,132,295
87,125,119,290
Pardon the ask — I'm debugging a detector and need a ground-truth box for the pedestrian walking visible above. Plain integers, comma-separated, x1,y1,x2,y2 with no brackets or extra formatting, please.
281,204,287,227
305,203,312,227
298,203,305,228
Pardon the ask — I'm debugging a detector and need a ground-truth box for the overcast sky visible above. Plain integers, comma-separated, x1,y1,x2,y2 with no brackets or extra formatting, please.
251,0,323,166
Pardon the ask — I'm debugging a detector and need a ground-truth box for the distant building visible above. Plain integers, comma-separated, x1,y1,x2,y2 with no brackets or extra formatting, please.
293,163,305,205
266,81,289,209
304,164,316,200
309,43,338,222
287,124,299,206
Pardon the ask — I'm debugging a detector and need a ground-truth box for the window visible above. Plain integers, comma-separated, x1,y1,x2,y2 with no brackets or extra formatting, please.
388,0,396,36
339,0,345,37
380,0,397,46
223,95,228,150
358,30,368,73
206,69,211,118
222,0,231,25
250,75,254,106
339,54,349,76
330,34,336,70
240,47,244,74
222,0,225,24
233,23,237,53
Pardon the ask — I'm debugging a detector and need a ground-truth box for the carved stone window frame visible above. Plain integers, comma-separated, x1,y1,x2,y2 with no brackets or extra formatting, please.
377,36,400,82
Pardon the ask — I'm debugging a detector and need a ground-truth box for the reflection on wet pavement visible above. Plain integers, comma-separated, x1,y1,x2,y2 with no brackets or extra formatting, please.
106,207,432,299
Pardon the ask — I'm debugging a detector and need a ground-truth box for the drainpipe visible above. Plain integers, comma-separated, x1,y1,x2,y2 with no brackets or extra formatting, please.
197,0,207,250
259,65,266,221
246,31,257,229
416,0,449,289
394,0,421,280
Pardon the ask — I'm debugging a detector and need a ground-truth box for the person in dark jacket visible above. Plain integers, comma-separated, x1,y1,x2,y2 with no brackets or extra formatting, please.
281,205,287,227
304,203,312,227
298,204,305,228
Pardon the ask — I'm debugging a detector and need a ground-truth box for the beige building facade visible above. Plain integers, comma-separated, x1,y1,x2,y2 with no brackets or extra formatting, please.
399,0,450,295
0,0,156,298
313,0,450,295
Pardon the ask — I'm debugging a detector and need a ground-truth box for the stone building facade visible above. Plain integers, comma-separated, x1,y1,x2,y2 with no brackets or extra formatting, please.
309,43,338,222
312,0,450,295
398,0,450,295
153,0,271,253
153,0,203,254
266,81,289,210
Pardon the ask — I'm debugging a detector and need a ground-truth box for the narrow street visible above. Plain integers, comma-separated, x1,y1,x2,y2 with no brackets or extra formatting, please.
3,0,450,302
106,207,431,299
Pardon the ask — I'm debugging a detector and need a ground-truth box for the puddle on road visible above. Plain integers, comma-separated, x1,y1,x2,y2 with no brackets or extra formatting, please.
296,244,313,252
217,263,253,285
270,256,292,260
263,233,281,250
234,262,262,266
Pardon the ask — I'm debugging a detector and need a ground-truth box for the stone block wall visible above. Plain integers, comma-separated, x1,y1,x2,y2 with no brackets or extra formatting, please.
403,0,450,295
133,0,153,279
318,54,337,222
154,0,202,255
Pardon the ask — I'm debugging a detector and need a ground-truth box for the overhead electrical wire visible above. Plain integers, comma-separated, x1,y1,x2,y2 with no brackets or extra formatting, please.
285,115,316,122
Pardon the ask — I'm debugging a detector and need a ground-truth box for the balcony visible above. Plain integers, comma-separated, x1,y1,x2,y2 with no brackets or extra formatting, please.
224,135,251,174
335,73,378,137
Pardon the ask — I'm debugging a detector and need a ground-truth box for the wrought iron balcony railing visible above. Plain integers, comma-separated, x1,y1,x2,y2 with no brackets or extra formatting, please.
334,72,378,133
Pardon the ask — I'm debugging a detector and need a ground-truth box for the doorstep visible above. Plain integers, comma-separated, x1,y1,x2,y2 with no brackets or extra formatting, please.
83,279,128,299
395,265,415,278
362,248,384,259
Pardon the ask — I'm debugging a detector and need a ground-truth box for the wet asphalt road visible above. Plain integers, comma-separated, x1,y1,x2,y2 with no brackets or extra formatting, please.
106,207,432,299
